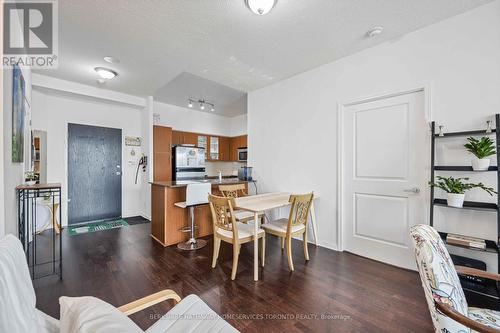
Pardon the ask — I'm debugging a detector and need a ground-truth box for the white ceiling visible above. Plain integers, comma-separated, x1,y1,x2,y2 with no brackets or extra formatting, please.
34,0,493,116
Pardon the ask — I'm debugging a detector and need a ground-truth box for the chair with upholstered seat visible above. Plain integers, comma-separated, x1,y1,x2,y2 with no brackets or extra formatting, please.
261,193,313,272
218,184,265,224
0,234,239,333
410,224,500,333
209,194,265,280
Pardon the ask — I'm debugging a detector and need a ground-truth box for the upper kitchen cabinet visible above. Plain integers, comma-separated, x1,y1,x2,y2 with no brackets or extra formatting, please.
172,130,199,146
209,136,219,160
172,130,183,145
171,130,245,162
219,137,230,161
230,135,247,161
197,135,208,159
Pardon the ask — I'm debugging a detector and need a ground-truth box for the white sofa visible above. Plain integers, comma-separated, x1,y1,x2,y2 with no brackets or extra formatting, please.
0,234,239,333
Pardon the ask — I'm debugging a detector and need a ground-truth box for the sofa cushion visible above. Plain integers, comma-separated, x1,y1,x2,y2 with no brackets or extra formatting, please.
0,235,38,333
60,296,143,333
36,309,59,333
261,218,305,234
468,307,500,331
146,294,239,333
216,221,264,239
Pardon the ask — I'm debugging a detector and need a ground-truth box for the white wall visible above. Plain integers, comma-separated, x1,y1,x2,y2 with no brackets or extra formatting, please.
154,101,233,136
230,114,248,137
3,66,32,235
248,1,500,255
0,2,4,237
31,89,145,226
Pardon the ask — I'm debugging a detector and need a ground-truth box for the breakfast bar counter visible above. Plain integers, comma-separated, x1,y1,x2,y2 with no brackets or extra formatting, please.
150,178,255,247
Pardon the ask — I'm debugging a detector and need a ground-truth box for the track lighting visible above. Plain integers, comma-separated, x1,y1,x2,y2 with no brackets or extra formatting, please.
188,99,215,112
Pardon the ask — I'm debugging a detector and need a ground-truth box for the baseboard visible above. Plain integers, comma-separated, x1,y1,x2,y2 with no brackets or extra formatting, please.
291,235,340,252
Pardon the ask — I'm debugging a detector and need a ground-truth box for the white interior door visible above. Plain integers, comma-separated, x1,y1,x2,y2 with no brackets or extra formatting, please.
342,90,427,269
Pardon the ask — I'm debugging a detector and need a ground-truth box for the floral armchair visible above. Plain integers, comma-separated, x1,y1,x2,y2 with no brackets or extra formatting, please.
410,224,500,333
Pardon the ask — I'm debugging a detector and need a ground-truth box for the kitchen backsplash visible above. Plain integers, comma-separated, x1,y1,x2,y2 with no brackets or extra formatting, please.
206,161,246,177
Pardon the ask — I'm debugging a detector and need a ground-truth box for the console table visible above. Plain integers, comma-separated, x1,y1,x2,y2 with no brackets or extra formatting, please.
16,183,62,279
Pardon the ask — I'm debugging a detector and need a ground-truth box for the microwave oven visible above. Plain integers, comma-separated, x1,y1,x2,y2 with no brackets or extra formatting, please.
237,148,247,162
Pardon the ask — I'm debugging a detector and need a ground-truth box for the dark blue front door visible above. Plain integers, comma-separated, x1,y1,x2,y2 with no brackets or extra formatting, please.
68,123,122,225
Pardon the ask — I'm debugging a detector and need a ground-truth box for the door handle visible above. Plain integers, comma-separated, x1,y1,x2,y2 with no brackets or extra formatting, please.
404,187,420,194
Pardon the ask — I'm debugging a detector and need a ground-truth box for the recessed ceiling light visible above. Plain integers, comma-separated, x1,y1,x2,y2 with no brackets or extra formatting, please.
367,26,384,38
245,0,277,15
103,56,120,64
95,67,118,79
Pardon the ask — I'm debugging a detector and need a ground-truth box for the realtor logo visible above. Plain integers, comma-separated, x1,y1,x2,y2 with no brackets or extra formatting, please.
3,0,58,68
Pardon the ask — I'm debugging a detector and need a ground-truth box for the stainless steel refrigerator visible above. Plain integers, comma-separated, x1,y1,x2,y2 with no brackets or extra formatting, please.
172,145,206,180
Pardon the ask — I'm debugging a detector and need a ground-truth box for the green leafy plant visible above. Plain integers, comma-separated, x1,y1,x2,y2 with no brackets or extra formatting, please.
464,137,496,159
429,176,497,196
25,171,36,181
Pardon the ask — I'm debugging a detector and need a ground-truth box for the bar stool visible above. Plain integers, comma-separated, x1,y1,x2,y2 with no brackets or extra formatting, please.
175,183,212,251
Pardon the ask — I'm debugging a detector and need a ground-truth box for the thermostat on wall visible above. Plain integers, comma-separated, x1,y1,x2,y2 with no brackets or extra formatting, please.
125,136,141,146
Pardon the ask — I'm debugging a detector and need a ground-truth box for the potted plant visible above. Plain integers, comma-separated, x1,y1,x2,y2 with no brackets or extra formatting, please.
429,176,496,208
464,136,496,171
24,171,37,186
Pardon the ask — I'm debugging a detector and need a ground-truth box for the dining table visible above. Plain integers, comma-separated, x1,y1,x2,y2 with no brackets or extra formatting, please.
233,192,319,281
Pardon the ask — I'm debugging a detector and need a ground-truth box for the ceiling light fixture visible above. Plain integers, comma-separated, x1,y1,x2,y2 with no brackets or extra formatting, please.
95,67,118,79
366,26,384,38
245,0,277,15
188,99,215,112
103,56,120,64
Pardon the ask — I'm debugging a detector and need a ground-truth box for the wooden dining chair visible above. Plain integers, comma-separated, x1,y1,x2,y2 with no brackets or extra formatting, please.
218,184,265,224
261,193,314,271
208,194,265,280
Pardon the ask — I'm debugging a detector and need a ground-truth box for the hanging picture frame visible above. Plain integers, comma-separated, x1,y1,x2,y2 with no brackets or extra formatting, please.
12,65,26,163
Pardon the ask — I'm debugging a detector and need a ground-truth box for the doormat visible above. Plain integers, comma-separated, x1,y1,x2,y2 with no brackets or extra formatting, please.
68,219,129,236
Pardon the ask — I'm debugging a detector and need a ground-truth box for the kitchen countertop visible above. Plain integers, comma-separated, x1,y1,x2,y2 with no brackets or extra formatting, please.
150,177,256,188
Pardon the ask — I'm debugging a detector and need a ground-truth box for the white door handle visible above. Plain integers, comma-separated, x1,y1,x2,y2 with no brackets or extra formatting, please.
404,187,420,194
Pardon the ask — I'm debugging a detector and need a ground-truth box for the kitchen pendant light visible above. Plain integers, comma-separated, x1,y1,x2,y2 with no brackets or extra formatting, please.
245,0,277,15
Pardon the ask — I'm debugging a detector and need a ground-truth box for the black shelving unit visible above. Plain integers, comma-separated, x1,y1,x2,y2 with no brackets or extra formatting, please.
430,114,500,308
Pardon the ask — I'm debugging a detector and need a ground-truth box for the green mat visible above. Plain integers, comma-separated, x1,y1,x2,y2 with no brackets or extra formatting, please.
68,219,129,236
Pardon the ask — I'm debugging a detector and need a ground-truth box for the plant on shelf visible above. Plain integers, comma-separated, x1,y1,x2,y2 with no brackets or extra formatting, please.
464,136,496,171
24,171,37,186
429,176,497,208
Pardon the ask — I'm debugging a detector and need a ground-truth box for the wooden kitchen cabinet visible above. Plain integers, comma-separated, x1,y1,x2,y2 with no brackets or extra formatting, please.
219,137,230,161
171,130,246,162
229,135,247,161
153,126,172,181
172,130,183,145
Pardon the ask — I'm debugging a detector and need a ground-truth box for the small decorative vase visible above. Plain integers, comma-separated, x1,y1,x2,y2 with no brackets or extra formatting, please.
471,157,490,171
447,193,465,208
25,180,36,186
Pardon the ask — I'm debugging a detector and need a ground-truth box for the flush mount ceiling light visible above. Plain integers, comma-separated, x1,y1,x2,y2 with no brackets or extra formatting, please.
245,0,277,15
103,56,120,64
366,26,384,38
94,67,118,80
188,98,215,112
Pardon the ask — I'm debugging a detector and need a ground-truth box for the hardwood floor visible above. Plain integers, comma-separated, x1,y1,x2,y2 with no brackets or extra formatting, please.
33,222,433,332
